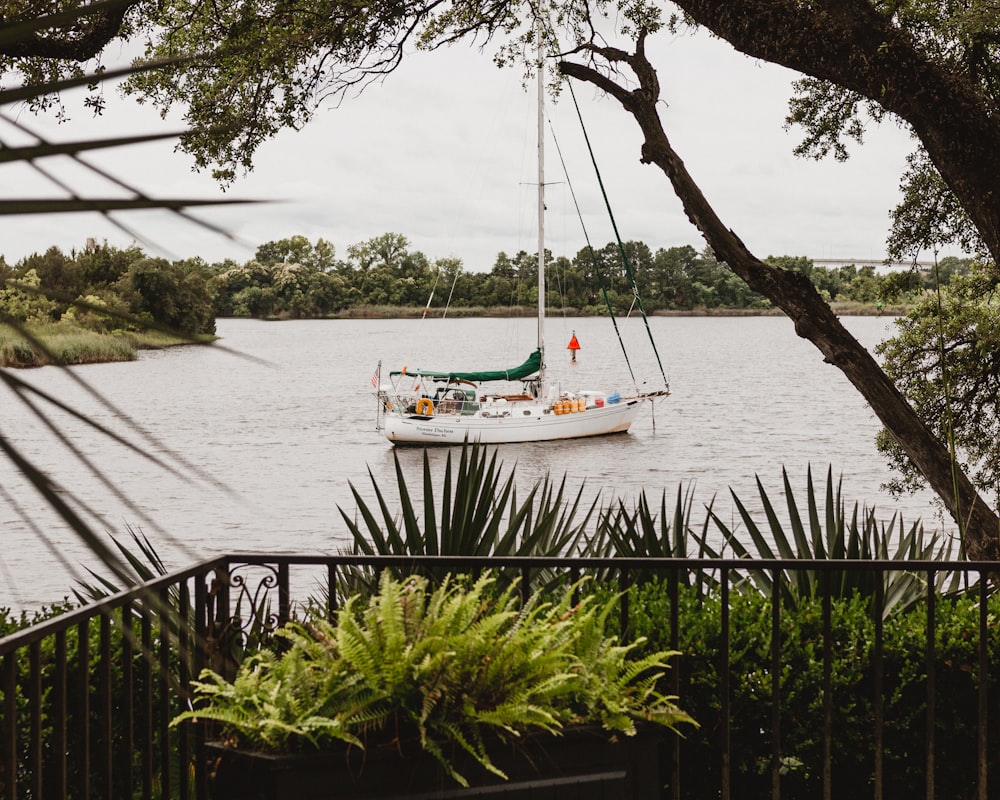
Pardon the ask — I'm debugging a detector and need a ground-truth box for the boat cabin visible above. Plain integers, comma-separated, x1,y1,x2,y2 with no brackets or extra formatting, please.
432,385,478,415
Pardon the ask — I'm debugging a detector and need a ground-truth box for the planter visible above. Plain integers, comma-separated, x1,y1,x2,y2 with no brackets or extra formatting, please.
206,725,663,799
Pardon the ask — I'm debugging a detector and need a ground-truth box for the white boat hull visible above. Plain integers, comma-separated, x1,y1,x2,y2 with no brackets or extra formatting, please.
383,398,646,445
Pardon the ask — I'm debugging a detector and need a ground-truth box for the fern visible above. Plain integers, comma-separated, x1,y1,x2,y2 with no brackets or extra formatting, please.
174,571,695,785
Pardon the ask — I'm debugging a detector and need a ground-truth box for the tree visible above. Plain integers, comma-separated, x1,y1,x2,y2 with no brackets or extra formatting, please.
487,250,539,308
0,268,59,323
8,1,1000,553
16,246,84,306
119,257,216,334
77,244,145,290
551,0,1000,556
920,256,974,291
426,256,468,310
877,261,1000,514
559,31,998,555
256,236,339,272
345,233,430,304
647,245,697,309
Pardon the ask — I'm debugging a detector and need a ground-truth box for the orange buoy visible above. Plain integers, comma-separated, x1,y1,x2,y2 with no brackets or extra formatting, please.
567,331,580,362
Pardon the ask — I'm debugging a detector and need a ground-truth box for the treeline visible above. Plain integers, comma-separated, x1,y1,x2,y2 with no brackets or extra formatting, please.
0,245,216,334
1,233,973,333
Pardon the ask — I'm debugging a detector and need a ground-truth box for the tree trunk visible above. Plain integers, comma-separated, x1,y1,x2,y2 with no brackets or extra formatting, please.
560,39,1000,558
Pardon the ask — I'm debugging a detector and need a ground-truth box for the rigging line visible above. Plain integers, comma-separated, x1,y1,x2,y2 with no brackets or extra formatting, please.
567,80,670,391
421,266,441,319
546,114,638,388
442,264,461,319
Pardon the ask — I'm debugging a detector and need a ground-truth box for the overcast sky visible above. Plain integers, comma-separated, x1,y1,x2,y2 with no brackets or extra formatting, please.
1,26,951,272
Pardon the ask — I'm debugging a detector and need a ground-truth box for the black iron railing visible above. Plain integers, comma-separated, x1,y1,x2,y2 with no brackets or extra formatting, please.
0,554,995,800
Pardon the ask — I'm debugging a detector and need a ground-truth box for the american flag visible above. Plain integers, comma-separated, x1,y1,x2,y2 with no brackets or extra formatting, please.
370,362,380,389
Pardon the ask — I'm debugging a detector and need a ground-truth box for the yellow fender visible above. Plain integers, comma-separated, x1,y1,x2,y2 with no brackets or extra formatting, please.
415,397,434,416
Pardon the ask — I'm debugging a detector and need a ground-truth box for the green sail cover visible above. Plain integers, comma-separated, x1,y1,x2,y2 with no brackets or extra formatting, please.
390,349,541,382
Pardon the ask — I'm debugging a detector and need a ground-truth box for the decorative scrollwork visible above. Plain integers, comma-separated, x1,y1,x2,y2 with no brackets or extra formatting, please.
218,564,282,652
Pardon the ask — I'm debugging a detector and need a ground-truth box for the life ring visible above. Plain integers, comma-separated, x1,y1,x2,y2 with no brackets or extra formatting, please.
415,398,434,416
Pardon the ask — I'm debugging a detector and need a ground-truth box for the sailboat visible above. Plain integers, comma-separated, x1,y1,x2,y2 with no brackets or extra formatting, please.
376,59,668,446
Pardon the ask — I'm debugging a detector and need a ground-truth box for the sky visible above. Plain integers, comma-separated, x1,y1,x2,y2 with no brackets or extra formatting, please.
0,25,952,273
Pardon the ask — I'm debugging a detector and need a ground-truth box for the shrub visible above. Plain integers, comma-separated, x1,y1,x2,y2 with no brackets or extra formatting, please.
626,579,1000,800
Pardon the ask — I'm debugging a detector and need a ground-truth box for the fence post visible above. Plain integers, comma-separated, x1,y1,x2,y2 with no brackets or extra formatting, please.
926,571,936,800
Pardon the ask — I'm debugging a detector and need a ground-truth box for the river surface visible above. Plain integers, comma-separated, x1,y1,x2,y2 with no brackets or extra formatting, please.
1,315,950,610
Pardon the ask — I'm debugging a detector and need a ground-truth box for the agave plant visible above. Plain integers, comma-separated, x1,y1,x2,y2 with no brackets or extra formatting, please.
704,465,960,616
337,441,597,593
585,483,720,597
72,523,170,603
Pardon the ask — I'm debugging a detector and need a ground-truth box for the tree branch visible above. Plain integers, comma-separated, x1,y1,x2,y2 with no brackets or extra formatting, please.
1,1,137,61
560,41,1000,557
670,0,1000,267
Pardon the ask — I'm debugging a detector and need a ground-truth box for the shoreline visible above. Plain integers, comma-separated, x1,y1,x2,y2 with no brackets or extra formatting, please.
325,301,907,320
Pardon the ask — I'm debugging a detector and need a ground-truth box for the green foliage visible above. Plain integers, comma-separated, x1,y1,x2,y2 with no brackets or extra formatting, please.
5,230,944,321
0,321,139,366
255,235,337,271
0,598,76,637
210,257,352,318
2,243,219,338
0,269,59,323
627,581,1000,800
593,483,711,559
877,260,1000,512
118,256,217,335
174,572,694,786
60,294,115,332
73,524,170,602
0,598,190,799
587,484,720,597
780,8,999,261
341,442,955,610
202,233,926,317
7,0,665,182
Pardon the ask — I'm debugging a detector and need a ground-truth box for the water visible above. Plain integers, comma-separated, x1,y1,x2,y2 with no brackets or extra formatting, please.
0,315,948,610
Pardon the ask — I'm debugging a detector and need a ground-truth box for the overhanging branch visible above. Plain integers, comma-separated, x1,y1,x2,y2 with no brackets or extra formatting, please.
560,39,1000,556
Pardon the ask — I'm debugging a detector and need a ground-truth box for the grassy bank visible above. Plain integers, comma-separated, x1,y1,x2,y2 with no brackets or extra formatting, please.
0,323,215,368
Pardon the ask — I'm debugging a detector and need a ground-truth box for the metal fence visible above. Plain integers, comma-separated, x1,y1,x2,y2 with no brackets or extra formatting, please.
0,554,995,800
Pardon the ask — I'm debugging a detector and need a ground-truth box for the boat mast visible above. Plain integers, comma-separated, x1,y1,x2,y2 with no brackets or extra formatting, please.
536,27,546,395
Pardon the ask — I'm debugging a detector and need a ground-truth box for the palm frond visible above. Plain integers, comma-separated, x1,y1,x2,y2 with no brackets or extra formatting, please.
0,130,186,162
0,4,255,601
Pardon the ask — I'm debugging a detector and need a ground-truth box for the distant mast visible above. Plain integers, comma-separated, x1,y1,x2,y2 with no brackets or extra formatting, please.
536,25,546,395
